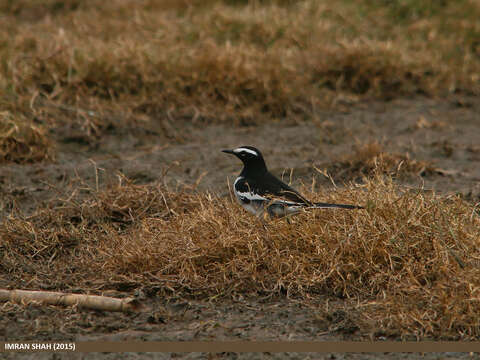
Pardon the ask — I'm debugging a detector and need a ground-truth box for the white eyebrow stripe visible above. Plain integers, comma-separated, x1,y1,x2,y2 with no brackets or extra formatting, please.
233,147,258,156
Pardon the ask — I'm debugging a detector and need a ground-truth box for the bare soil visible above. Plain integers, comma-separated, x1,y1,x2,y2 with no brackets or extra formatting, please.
1,96,480,358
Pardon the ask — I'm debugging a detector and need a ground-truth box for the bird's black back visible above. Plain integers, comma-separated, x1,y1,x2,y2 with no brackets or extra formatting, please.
239,167,312,205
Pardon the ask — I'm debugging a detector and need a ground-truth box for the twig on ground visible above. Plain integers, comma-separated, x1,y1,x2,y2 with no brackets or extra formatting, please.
0,289,143,312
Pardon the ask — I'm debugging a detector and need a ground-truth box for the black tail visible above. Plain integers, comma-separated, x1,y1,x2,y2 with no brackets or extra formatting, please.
313,202,364,210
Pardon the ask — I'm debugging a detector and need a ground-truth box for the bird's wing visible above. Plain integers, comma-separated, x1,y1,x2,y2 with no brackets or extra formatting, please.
251,172,312,206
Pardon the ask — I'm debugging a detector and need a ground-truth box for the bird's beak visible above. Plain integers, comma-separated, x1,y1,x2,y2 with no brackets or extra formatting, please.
222,149,235,155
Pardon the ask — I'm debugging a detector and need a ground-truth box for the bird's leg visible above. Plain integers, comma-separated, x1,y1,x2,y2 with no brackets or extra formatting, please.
256,212,269,231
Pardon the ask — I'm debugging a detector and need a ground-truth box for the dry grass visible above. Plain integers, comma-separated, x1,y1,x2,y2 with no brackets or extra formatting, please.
0,111,53,163
2,0,479,341
1,174,479,339
324,142,437,181
1,0,479,161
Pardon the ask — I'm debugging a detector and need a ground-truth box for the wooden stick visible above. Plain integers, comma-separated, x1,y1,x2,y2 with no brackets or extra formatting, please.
0,289,142,312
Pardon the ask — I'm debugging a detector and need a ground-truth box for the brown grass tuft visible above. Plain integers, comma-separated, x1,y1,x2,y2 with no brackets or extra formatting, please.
324,142,436,181
1,174,480,339
307,43,441,98
0,111,54,163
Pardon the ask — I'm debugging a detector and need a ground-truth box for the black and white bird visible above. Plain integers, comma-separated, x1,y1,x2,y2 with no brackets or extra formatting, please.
222,146,363,218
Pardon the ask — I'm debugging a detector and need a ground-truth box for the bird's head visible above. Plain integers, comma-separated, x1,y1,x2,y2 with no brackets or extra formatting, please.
222,146,267,172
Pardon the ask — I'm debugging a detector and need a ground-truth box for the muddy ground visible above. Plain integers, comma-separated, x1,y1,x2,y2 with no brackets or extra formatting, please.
1,96,480,359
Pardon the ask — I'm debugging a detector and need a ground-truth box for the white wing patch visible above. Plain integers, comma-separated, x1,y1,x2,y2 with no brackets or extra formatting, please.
233,176,308,217
233,177,266,202
236,191,267,202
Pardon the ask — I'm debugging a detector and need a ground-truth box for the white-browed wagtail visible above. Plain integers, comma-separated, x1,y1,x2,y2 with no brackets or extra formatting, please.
222,146,363,218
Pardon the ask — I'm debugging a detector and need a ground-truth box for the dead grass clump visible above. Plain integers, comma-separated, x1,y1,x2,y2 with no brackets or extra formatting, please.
2,175,479,338
93,178,201,223
325,142,435,181
308,44,439,98
10,39,299,124
0,111,54,163
0,178,199,279
163,44,300,120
